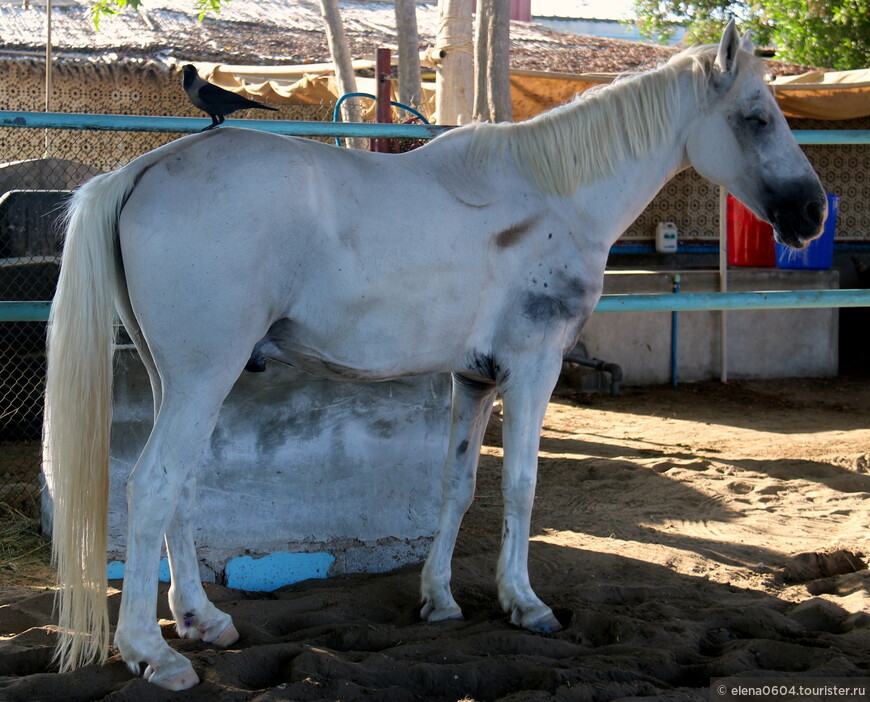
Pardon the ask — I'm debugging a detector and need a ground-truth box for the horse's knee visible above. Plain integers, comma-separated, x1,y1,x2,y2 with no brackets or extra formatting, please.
442,470,475,513
502,475,537,513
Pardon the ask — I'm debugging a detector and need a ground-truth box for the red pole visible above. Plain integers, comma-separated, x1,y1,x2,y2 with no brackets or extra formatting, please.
372,47,392,152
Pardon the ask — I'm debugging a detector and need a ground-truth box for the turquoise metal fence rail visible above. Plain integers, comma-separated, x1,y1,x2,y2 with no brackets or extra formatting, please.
0,110,452,139
4,290,870,323
0,301,51,322
595,289,870,312
2,111,869,144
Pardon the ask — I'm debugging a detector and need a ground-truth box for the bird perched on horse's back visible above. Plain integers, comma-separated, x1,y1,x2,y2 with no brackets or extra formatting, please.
182,64,278,131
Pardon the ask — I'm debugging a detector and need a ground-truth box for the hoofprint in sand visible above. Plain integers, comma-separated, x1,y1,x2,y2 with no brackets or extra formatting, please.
2,377,868,701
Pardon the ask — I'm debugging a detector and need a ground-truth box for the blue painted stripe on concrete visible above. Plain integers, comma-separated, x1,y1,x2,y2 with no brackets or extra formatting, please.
224,551,335,591
108,558,171,582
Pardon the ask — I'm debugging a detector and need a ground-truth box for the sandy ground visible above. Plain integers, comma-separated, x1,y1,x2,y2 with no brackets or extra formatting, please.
1,376,869,701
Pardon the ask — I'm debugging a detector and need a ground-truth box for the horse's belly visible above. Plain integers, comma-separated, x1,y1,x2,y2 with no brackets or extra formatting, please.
250,316,463,382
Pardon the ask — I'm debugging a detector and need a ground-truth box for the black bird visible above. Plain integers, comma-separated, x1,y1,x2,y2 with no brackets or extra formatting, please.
182,64,278,131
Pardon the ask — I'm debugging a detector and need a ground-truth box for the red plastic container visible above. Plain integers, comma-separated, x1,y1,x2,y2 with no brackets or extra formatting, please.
726,195,775,267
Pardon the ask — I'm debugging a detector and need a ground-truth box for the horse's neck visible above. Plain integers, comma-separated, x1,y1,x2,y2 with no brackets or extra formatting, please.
582,139,690,241
561,74,696,242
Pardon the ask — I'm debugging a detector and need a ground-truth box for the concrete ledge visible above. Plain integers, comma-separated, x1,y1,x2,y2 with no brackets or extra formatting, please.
103,534,435,590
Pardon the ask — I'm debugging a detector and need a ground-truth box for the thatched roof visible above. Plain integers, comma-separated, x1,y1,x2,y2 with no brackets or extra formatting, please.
0,0,812,76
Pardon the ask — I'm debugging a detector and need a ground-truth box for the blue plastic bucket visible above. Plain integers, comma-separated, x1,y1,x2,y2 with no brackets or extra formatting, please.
775,193,839,270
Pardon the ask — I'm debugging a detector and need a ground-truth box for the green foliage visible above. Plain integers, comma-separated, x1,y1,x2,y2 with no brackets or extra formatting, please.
632,0,870,70
90,0,227,29
762,0,870,70
632,1,754,45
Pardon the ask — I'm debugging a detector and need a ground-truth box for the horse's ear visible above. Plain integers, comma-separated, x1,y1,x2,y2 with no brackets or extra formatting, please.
739,30,755,54
714,18,741,76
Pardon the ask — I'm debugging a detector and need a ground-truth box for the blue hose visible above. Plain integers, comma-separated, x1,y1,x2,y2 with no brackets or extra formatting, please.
332,92,429,147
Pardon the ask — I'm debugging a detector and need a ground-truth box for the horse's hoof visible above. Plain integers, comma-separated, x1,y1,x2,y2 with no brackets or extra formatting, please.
143,661,200,690
512,605,563,634
179,617,239,647
526,610,563,634
206,622,240,648
420,601,464,622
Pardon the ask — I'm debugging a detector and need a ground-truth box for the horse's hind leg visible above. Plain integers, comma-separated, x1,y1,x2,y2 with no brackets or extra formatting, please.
421,374,496,621
113,372,239,690
115,300,239,650
165,475,239,646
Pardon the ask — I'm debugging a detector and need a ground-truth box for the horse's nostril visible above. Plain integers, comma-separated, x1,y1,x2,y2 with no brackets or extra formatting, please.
806,200,823,226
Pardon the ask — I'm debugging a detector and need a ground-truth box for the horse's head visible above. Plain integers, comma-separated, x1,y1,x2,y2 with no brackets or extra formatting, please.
684,20,826,249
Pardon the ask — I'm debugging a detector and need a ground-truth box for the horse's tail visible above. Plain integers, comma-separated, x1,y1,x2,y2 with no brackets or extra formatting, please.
44,161,144,672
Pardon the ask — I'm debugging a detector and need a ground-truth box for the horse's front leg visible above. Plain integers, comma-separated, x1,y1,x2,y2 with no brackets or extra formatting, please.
421,374,497,621
165,475,239,647
497,356,564,633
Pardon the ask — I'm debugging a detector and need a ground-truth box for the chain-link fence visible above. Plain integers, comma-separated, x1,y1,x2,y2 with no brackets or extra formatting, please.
0,126,192,517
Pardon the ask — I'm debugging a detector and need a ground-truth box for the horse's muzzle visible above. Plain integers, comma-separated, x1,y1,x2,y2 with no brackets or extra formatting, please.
770,182,827,249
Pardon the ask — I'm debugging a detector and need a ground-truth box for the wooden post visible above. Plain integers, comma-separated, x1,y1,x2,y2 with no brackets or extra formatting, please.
372,48,392,153
394,0,422,110
435,0,473,125
319,0,364,147
473,0,512,123
44,0,53,157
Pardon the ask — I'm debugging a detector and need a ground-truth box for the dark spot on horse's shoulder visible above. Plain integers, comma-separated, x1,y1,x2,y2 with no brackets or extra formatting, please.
522,292,573,322
457,439,469,456
494,217,535,248
564,276,585,297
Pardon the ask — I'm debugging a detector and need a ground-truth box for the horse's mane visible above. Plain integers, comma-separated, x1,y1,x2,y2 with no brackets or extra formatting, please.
465,43,763,197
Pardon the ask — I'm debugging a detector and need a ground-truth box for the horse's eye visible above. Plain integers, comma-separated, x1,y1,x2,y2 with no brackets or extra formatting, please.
746,114,769,128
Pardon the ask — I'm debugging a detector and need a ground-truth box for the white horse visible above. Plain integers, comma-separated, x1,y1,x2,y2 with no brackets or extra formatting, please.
44,22,825,690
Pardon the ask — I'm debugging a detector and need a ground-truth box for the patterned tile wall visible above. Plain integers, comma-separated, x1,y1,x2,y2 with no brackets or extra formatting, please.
1,59,868,241
0,59,331,173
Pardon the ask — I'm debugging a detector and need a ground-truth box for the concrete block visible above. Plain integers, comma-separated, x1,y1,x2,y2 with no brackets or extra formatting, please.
106,351,452,587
